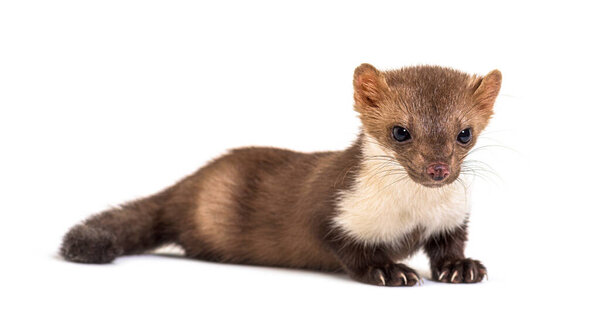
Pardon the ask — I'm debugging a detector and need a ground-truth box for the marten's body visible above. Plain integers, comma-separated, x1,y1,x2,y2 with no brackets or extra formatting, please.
61,64,502,286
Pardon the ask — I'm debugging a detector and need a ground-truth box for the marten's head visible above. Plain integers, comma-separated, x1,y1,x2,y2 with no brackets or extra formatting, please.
353,64,502,188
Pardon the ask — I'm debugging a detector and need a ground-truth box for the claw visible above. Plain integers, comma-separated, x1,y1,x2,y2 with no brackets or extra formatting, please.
378,274,386,286
438,271,447,281
399,272,407,285
408,272,419,285
470,270,474,281
480,268,488,281
451,270,459,283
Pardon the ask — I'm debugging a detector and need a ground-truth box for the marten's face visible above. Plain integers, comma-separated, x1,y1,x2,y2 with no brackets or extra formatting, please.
353,64,502,188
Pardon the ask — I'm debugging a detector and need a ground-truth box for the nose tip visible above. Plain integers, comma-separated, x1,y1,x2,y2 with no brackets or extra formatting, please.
426,163,450,181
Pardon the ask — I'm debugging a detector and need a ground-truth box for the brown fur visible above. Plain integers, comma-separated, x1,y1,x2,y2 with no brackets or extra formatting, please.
353,64,501,187
60,64,501,286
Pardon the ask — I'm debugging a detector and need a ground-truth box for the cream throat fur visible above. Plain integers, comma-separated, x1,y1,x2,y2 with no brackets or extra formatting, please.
333,134,471,246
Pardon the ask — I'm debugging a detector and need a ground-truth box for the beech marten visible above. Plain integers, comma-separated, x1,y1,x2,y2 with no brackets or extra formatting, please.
61,64,502,286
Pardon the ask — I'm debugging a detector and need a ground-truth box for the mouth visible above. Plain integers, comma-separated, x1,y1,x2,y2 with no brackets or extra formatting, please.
406,171,457,188
419,181,450,188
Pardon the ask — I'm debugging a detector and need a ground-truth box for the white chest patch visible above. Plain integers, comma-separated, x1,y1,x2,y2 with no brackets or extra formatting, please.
333,135,471,246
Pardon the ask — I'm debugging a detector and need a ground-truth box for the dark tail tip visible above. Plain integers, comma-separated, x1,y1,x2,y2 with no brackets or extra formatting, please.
60,224,123,264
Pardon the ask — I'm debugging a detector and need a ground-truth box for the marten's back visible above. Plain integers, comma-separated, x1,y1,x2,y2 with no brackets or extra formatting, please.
168,146,360,270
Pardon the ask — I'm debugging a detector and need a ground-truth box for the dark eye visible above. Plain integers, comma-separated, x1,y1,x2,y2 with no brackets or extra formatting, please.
457,128,472,144
392,126,411,142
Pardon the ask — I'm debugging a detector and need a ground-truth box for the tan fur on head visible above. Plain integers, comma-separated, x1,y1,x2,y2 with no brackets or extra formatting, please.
351,64,502,188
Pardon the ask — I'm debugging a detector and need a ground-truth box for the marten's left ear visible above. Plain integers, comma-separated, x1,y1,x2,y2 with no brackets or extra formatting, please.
353,63,390,112
473,69,502,110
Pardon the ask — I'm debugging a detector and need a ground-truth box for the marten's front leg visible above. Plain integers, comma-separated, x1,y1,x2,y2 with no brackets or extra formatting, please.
326,236,420,286
424,224,487,283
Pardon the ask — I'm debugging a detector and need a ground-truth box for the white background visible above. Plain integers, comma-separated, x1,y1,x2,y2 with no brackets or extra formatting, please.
1,1,599,320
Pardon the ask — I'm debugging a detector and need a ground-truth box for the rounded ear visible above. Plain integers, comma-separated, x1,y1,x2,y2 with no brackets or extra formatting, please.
353,63,389,110
473,69,502,110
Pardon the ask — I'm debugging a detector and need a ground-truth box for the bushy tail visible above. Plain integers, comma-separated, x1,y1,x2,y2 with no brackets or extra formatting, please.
60,191,174,264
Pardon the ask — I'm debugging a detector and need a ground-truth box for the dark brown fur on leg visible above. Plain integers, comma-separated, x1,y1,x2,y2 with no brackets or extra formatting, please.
324,232,420,287
424,223,487,283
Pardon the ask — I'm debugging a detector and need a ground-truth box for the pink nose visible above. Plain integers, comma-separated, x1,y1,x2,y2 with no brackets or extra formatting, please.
426,163,450,181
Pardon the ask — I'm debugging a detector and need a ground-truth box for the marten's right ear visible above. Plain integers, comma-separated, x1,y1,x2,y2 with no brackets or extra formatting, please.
353,63,389,111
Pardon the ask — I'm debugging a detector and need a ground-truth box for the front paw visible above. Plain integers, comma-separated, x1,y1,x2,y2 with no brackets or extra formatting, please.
358,263,421,287
432,258,487,284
